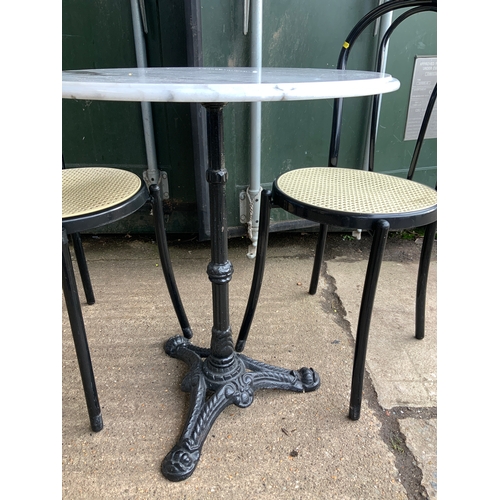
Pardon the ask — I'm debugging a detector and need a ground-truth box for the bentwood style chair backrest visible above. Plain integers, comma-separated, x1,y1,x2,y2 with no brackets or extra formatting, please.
236,0,437,422
62,166,192,431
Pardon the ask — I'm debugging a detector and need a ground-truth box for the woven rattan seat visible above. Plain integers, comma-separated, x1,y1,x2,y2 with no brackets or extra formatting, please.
62,167,149,235
63,167,143,219
276,167,436,216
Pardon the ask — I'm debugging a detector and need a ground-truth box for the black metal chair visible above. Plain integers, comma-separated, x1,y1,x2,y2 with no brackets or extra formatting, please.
236,0,437,421
62,166,192,431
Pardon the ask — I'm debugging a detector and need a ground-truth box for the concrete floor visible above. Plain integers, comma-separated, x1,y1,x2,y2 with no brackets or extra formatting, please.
62,231,436,499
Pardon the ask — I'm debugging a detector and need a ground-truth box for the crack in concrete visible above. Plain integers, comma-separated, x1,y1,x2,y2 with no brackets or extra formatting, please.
320,261,434,500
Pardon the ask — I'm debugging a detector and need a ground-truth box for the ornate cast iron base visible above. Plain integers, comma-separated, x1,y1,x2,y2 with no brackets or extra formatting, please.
161,335,320,482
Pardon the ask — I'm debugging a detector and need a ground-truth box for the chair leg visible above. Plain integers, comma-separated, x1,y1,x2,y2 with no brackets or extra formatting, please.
71,232,95,305
309,223,328,295
62,229,103,432
415,220,437,340
349,220,390,421
236,190,272,352
150,184,193,339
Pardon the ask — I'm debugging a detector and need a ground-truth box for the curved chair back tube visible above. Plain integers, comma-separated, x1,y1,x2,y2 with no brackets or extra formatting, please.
407,84,437,180
368,5,437,172
329,0,436,168
337,0,435,69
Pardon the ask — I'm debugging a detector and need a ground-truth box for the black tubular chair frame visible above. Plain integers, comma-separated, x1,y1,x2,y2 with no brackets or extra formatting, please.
236,0,437,422
62,170,193,432
316,0,437,299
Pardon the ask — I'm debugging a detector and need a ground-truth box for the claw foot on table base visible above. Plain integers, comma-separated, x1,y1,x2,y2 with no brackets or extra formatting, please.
161,335,320,482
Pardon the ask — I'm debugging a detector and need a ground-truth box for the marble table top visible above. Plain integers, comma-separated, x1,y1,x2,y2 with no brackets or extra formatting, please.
62,67,400,103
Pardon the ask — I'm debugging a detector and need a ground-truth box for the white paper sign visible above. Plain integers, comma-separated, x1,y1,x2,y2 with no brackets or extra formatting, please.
404,56,437,141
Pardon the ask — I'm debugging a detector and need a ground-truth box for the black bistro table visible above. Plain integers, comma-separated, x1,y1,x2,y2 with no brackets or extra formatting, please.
62,66,400,481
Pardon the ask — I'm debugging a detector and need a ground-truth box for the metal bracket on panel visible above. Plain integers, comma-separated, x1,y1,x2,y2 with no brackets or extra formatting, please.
239,188,261,259
239,189,250,225
143,170,169,200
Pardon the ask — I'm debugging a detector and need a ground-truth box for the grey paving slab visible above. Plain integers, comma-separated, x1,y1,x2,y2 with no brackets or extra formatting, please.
399,419,437,500
325,258,437,410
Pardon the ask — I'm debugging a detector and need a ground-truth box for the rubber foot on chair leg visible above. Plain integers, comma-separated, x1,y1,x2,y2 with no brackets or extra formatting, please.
235,339,246,352
90,413,103,432
182,327,193,339
349,406,361,421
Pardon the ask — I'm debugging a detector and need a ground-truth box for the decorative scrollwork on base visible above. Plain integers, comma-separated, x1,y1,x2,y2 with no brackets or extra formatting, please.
164,335,189,356
298,367,321,392
161,336,320,482
161,439,201,482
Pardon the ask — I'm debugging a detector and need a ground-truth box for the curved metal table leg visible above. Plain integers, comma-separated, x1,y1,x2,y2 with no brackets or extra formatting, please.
150,184,193,339
236,189,272,352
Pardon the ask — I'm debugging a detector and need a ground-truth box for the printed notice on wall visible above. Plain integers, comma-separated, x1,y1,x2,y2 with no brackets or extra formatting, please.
404,56,437,141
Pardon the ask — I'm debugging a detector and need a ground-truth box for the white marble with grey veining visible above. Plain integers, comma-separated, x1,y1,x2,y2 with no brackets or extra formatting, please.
62,66,399,103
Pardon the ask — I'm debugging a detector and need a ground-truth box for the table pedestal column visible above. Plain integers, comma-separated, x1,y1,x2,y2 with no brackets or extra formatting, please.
161,103,320,482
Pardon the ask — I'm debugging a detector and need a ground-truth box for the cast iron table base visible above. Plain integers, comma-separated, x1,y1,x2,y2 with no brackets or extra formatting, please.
161,335,320,482
157,103,320,482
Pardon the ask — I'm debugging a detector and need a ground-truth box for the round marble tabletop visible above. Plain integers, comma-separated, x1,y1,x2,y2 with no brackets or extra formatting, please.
62,67,400,103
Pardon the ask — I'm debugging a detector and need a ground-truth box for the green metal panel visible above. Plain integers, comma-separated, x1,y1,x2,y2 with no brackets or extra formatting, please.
62,0,199,233
140,0,200,232
62,0,145,168
200,0,382,230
